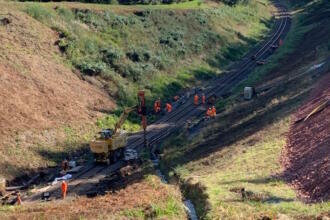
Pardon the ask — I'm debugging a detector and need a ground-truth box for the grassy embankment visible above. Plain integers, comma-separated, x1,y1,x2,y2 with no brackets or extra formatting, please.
23,0,273,129
159,0,330,219
0,0,273,180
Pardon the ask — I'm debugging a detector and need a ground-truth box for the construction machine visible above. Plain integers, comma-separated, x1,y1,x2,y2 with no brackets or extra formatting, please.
90,106,136,164
90,91,147,164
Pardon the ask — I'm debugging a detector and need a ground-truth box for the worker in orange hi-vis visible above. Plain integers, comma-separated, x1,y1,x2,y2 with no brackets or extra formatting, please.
154,101,158,113
166,103,172,112
202,94,206,105
16,192,22,205
154,98,161,113
61,180,68,199
206,107,212,119
279,39,283,46
194,94,199,106
211,106,216,118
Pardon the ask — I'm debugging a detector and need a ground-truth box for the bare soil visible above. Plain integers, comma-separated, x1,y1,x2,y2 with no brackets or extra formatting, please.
282,72,330,202
0,10,114,178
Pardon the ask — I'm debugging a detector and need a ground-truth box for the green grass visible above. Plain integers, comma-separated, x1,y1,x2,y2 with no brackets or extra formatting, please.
233,0,330,94
22,1,272,108
96,114,141,132
197,118,329,219
158,1,330,218
160,96,330,219
19,1,274,131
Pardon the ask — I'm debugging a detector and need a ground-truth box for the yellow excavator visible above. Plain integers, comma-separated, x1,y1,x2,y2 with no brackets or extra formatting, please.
90,106,136,164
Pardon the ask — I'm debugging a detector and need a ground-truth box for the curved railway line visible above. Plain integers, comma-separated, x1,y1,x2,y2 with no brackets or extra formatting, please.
25,1,291,202
127,2,291,149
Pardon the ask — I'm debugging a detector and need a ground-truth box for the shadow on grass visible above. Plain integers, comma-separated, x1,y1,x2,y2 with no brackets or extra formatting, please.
180,179,211,219
3,143,91,187
168,87,309,167
159,67,322,213
219,176,279,185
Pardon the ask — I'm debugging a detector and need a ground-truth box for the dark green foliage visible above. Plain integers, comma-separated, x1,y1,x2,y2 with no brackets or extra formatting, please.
25,2,271,107
216,0,242,6
126,47,151,62
77,60,106,75
101,47,123,66
223,44,246,61
193,68,214,80
20,0,193,5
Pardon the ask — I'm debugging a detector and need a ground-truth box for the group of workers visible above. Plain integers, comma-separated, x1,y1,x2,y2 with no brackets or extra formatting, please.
153,92,216,119
154,97,173,113
194,93,206,106
206,106,216,119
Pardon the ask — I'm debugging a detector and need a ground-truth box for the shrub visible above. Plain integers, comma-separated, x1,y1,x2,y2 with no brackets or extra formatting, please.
101,47,123,66
74,9,106,29
150,55,167,70
126,47,152,63
217,0,242,6
125,63,143,81
77,60,106,75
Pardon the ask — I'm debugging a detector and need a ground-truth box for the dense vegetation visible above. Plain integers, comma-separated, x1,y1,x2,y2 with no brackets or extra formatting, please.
19,0,243,6
24,1,272,110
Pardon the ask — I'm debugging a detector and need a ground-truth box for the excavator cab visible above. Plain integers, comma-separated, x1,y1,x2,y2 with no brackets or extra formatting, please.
99,129,113,139
90,107,136,164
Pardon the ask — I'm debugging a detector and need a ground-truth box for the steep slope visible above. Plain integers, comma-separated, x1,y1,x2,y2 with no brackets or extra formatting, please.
283,72,329,202
0,8,114,178
22,1,273,107
0,0,273,179
0,12,114,132
159,0,330,218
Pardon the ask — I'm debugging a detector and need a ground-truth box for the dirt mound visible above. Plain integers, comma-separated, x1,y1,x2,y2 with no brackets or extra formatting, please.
0,12,114,146
282,72,330,202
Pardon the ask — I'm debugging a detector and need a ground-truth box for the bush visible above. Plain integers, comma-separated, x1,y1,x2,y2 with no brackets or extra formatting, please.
217,0,242,6
74,9,106,29
126,47,151,63
125,63,143,81
101,47,123,66
77,60,106,75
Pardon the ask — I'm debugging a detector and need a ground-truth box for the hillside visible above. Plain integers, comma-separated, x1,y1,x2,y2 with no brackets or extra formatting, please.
0,0,273,179
0,5,115,179
159,0,330,218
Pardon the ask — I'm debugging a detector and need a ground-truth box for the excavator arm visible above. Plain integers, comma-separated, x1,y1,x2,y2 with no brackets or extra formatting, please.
113,106,136,136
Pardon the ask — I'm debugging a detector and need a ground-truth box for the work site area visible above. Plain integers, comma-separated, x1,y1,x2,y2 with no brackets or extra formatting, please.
0,0,329,219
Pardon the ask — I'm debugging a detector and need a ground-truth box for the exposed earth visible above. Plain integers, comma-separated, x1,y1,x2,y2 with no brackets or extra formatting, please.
282,71,330,202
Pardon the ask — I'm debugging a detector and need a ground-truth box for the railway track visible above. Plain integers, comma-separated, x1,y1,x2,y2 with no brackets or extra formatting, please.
127,3,291,149
24,1,291,202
